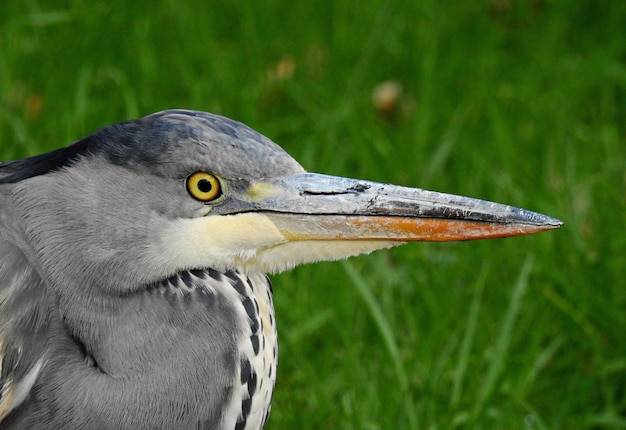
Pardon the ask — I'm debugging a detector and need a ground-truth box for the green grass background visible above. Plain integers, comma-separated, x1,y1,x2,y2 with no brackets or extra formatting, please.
1,1,625,428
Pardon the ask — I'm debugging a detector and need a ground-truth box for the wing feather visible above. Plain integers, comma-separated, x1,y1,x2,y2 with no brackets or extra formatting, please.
0,232,49,422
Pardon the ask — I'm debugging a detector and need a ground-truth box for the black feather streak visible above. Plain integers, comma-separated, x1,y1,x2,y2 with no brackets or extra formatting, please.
242,297,259,333
181,271,193,289
240,359,252,384
250,334,260,355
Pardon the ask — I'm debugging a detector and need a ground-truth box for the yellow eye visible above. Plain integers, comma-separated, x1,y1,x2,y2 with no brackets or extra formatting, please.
186,172,223,202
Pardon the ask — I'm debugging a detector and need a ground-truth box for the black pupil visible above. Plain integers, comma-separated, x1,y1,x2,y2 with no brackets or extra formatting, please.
197,179,213,193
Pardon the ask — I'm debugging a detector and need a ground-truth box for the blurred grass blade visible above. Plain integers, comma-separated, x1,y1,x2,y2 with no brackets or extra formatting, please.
342,260,419,430
472,256,534,420
541,284,597,339
450,262,489,407
585,413,626,428
520,336,563,397
420,104,469,186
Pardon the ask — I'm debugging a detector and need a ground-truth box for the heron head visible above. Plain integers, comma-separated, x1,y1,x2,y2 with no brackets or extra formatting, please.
3,110,561,293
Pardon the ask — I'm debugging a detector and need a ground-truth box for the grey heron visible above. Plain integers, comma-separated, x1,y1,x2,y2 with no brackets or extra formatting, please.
0,110,561,429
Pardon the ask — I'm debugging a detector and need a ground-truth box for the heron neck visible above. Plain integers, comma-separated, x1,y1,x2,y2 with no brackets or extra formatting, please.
46,268,276,429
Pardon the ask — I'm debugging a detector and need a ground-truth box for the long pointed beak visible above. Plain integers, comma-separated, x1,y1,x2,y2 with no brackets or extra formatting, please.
242,173,562,242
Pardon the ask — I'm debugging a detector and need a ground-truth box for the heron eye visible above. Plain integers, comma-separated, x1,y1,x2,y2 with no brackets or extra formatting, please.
186,172,223,202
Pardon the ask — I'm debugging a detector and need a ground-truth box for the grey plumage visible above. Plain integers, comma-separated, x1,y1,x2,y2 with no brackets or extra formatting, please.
0,110,561,429
0,111,288,429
